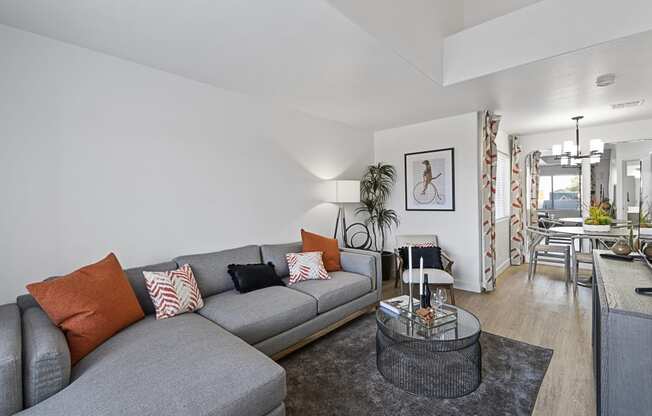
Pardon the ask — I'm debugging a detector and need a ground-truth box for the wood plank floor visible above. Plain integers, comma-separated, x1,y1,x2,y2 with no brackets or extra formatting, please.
382,264,595,416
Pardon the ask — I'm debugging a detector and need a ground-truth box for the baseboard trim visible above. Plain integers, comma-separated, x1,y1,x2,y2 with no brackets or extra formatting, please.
453,280,482,293
270,303,377,361
496,259,510,276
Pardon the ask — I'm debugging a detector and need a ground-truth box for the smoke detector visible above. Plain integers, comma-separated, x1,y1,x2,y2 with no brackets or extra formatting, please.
596,73,616,87
611,99,645,110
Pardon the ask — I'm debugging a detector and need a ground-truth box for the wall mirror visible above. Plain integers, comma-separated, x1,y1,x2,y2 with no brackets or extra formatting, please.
592,140,652,224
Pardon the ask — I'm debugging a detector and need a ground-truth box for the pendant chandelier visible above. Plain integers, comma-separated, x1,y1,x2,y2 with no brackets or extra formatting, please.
552,116,604,166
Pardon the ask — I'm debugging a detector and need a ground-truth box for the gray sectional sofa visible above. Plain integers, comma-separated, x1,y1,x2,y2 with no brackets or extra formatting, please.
0,243,381,416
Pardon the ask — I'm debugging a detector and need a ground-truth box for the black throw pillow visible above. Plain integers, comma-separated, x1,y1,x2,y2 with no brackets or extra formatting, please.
227,262,285,293
398,246,443,270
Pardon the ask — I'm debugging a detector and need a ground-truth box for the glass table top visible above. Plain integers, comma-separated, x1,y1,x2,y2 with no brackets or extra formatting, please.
376,304,481,342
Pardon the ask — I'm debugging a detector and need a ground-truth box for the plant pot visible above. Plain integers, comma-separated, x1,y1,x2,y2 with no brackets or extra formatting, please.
582,223,611,233
381,251,396,282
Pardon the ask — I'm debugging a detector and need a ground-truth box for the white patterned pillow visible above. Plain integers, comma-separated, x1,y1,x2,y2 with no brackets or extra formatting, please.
413,241,437,248
143,264,204,320
286,252,330,285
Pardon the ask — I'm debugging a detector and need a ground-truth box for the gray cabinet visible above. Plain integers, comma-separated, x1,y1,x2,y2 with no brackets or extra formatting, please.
593,251,652,416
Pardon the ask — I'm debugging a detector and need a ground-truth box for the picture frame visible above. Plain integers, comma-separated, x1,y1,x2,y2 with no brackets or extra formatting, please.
404,148,455,211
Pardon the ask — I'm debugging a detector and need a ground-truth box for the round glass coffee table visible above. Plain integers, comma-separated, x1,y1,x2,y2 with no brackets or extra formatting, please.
375,305,482,398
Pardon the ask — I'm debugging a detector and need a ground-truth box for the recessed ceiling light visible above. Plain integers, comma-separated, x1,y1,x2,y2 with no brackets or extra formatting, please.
611,99,645,110
596,73,616,87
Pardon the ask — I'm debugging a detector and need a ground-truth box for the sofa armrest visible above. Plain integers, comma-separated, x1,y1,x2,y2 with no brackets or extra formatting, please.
339,248,382,300
0,304,22,416
22,307,71,408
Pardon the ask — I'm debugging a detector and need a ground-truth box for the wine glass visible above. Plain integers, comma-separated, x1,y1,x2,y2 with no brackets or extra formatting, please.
437,288,448,305
432,288,447,314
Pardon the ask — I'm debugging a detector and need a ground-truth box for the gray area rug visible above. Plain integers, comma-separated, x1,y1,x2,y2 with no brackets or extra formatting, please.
279,313,553,416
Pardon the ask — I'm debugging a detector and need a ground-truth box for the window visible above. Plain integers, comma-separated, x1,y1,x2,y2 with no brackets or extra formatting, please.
495,152,511,220
537,174,580,210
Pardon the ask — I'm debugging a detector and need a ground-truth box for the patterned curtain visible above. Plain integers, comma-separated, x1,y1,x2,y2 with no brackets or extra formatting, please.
509,136,525,265
528,151,542,226
481,111,500,292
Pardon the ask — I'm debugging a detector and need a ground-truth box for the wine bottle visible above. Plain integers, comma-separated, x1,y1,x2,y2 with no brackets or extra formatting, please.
422,273,431,308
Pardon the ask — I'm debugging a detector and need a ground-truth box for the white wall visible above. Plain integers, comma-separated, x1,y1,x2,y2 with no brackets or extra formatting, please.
0,25,373,304
494,129,511,275
374,113,481,293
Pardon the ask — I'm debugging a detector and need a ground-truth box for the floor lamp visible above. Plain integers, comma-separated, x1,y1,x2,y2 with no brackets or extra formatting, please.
326,180,360,245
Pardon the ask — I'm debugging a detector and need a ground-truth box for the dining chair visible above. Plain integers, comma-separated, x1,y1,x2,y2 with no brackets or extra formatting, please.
570,235,594,293
539,217,574,246
394,234,455,305
526,226,571,285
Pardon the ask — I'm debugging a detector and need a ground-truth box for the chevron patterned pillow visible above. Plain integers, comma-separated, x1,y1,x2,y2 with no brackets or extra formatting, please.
143,264,204,320
286,251,331,285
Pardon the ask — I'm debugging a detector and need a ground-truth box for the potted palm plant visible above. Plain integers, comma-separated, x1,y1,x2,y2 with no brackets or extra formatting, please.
583,204,612,233
356,163,400,281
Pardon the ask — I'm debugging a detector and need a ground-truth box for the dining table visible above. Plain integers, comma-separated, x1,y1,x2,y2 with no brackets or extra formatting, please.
548,226,630,240
548,226,630,287
557,217,583,225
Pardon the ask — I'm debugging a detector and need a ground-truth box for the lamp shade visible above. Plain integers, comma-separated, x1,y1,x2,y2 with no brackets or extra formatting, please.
590,139,604,154
326,180,360,203
563,140,576,154
552,144,562,156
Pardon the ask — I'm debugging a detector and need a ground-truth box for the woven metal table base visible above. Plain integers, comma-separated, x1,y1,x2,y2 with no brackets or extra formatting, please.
376,329,482,398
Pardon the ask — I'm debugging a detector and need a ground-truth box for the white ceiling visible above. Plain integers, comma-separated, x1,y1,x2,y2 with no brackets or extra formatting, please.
461,0,542,29
0,0,651,135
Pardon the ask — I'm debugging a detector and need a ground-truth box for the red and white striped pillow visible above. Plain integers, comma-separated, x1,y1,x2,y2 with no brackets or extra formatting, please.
286,252,330,285
143,264,204,320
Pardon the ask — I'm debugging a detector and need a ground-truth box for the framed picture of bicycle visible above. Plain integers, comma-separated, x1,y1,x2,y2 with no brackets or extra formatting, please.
404,148,455,211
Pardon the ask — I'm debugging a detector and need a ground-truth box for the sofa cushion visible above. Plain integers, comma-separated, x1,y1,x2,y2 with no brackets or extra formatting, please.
198,286,317,345
398,246,443,270
260,242,302,277
174,245,261,297
301,229,341,272
227,263,285,293
22,307,71,408
16,275,62,314
26,253,145,365
18,313,286,416
282,271,372,313
124,261,178,315
143,264,204,320
286,252,330,285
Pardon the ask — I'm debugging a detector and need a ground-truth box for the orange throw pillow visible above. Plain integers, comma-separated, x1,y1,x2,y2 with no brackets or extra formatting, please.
27,253,144,365
301,229,341,272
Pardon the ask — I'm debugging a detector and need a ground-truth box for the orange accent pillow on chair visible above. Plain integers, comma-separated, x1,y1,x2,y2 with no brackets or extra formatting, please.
27,253,145,365
301,229,342,272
